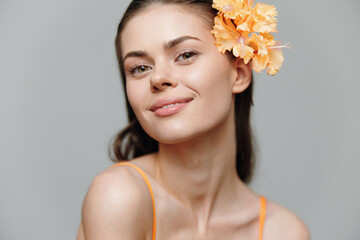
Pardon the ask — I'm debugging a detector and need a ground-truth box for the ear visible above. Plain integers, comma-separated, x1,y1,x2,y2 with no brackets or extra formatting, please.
232,58,252,94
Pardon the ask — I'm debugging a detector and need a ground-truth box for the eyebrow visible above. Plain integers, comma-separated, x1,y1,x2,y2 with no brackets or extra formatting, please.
123,35,201,62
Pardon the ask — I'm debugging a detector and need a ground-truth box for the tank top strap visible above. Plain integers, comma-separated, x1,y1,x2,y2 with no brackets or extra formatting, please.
112,162,156,240
258,196,267,240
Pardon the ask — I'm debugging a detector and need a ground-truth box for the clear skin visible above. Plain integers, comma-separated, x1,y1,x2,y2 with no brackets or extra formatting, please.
77,5,310,240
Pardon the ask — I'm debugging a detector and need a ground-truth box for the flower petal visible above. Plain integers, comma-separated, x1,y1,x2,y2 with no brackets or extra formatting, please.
260,32,276,46
211,14,240,53
213,0,245,19
246,33,268,56
233,43,254,63
267,48,284,75
252,54,269,72
251,3,278,33
234,10,253,34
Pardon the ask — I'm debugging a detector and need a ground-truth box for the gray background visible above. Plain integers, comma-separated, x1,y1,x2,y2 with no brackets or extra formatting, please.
0,0,359,239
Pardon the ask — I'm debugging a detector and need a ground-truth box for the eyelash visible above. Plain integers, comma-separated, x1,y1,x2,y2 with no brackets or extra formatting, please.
129,63,151,75
128,50,199,76
175,49,199,62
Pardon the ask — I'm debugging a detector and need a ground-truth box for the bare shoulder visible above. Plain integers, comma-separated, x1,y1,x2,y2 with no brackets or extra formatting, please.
263,200,310,240
80,162,154,240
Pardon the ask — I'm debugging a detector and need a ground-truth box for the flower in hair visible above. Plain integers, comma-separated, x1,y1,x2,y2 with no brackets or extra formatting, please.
211,0,289,75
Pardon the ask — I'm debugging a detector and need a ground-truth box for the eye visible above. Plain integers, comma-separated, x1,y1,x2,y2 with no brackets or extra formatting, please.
176,50,198,62
130,65,152,75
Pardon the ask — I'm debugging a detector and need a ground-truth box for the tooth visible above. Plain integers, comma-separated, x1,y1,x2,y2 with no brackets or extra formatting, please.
161,103,179,109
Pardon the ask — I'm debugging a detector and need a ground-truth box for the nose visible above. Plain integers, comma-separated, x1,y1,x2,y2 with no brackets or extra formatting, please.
150,65,178,92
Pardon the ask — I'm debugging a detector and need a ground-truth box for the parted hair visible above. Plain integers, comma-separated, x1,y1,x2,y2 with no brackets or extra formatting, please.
110,0,256,183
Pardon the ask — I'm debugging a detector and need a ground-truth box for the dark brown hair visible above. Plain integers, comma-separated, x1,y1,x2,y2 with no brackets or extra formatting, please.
110,0,256,183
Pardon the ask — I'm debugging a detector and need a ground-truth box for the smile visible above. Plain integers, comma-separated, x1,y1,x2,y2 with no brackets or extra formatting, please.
150,97,193,117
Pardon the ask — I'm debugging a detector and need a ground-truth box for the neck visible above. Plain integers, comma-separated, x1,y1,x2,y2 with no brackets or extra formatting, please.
153,109,243,231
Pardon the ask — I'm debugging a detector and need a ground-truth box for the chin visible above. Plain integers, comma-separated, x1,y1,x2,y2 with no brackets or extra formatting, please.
156,136,194,145
146,125,208,145
138,107,232,145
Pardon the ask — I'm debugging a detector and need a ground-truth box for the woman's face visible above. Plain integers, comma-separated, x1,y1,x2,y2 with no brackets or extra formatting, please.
120,5,247,144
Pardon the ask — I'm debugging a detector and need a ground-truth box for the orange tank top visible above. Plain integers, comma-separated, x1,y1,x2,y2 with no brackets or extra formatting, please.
112,162,267,240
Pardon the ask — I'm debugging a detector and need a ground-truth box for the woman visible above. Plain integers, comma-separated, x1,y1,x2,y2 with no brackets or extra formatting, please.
77,0,310,239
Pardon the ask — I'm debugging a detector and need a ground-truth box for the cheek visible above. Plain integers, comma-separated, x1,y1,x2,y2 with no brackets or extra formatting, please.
126,80,148,116
126,83,137,111
181,56,235,129
186,55,235,101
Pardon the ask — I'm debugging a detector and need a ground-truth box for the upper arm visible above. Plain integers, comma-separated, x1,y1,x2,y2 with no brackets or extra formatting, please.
81,168,152,240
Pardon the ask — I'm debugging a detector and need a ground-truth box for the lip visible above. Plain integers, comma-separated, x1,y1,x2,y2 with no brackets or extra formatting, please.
150,97,193,117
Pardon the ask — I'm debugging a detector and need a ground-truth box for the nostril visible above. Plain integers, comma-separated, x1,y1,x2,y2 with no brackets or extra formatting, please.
162,82,172,86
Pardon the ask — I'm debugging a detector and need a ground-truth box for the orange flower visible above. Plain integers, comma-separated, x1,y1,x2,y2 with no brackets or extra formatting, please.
211,13,239,54
233,37,255,63
241,0,255,11
212,0,245,19
211,0,288,75
246,33,268,56
234,9,253,34
267,44,286,75
252,54,269,73
246,33,269,72
211,13,254,63
251,3,278,33
260,32,276,46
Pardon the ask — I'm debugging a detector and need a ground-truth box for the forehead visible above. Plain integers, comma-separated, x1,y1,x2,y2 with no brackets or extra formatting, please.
120,5,213,55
